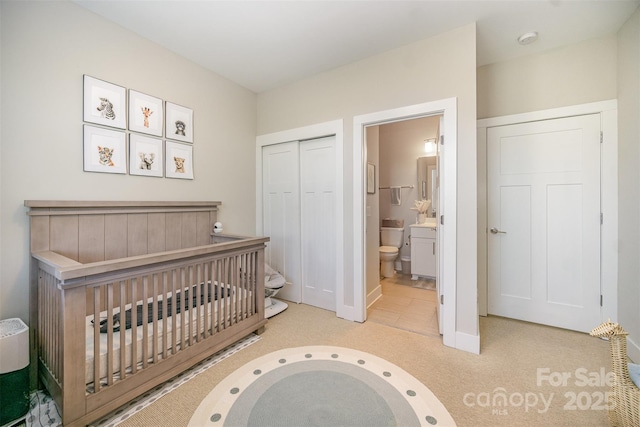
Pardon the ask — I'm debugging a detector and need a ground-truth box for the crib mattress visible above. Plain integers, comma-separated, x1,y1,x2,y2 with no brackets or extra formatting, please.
85,286,250,387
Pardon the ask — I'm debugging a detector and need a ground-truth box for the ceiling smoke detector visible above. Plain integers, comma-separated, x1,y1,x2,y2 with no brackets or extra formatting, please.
518,32,538,45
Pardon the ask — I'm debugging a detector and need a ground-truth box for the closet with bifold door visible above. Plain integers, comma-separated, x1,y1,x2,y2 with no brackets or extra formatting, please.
262,136,337,312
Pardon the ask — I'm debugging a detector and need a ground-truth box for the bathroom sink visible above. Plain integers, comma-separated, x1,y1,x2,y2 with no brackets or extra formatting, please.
412,218,437,228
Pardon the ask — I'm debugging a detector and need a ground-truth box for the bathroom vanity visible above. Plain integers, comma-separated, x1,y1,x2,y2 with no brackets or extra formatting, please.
410,223,436,279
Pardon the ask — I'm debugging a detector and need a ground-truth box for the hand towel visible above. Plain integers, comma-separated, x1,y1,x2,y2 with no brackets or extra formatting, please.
390,186,402,205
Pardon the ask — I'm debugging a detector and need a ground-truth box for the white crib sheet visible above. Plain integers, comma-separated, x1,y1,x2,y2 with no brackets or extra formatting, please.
85,286,250,387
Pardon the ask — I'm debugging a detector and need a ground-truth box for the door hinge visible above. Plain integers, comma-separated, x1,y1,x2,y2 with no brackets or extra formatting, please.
440,294,444,304
440,215,444,225
600,131,603,144
600,295,603,307
440,135,444,145
600,213,603,225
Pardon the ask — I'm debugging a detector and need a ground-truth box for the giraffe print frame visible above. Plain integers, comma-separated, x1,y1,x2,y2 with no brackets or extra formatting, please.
128,89,164,137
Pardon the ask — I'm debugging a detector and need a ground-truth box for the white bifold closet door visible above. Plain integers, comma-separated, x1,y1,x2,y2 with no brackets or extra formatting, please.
262,136,337,312
263,141,301,303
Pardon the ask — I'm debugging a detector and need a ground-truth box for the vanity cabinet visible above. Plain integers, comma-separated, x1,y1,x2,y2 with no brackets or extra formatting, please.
410,225,436,279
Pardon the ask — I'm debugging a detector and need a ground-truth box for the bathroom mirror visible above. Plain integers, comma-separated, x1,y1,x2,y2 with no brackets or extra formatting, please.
417,156,437,217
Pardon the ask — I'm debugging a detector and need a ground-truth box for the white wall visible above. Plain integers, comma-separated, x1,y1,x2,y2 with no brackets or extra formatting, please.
617,7,640,362
257,24,478,338
477,35,618,119
0,1,257,323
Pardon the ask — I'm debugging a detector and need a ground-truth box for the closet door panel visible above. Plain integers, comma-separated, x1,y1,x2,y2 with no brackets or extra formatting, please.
262,142,301,303
300,136,336,311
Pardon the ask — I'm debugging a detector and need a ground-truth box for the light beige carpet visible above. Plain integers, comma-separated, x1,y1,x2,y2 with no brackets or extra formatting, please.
117,303,611,427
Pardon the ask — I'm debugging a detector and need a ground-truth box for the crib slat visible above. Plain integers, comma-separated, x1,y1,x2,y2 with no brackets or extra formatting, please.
186,267,191,345
234,255,240,323
42,276,49,377
161,272,168,360
221,258,227,330
42,276,48,375
203,262,210,338
234,256,239,325
216,259,223,333
152,274,159,365
228,256,233,326
106,284,114,386
119,281,127,380
248,252,252,316
179,268,187,350
237,255,242,323
93,287,101,393
51,276,57,377
195,264,202,343
250,251,256,316
242,254,248,320
52,277,58,378
130,278,138,375
141,276,149,369
170,270,177,356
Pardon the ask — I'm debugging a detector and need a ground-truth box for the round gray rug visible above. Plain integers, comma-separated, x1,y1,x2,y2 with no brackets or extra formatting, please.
189,346,456,426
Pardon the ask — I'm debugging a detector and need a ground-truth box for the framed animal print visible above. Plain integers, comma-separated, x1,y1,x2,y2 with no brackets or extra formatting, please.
129,90,163,137
129,134,163,177
165,102,193,143
83,125,127,174
83,75,126,129
165,141,193,179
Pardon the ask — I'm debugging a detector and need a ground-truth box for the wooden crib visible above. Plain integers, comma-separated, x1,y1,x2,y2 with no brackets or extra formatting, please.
25,201,268,427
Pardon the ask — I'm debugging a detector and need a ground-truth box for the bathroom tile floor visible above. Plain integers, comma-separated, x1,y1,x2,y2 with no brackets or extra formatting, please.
367,273,440,338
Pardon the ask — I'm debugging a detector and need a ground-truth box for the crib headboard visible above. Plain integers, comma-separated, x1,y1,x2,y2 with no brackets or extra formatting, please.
24,200,221,263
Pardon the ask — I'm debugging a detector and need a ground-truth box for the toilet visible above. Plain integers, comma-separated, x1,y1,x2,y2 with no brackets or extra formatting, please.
379,219,405,278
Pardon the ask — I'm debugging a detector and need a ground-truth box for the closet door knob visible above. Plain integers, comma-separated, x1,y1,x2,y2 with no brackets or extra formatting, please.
490,227,506,235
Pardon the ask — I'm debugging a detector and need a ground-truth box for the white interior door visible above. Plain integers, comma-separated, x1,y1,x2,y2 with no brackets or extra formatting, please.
436,115,443,334
487,114,601,333
300,136,337,311
262,142,301,303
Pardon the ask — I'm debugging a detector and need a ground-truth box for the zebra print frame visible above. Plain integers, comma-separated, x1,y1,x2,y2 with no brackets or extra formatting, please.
83,75,127,129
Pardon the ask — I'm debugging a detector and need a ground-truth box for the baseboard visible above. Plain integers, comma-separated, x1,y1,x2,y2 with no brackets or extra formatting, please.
627,336,640,364
456,330,480,355
366,285,382,309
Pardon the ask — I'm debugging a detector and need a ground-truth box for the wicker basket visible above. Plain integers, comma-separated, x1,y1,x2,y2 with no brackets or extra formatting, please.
590,321,640,426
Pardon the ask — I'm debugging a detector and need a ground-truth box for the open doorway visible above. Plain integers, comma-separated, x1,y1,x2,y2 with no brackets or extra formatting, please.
353,98,459,349
365,116,442,337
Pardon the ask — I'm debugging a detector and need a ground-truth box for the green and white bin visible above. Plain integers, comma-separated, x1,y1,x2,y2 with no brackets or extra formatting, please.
0,318,30,426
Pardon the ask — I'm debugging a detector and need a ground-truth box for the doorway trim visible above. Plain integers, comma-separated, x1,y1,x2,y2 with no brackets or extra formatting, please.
353,98,459,349
255,119,345,316
477,99,618,323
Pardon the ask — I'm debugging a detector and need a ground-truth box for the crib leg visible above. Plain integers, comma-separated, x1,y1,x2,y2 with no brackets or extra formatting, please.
255,326,266,335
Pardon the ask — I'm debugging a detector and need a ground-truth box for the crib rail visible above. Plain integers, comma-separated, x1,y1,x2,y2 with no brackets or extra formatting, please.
35,238,266,403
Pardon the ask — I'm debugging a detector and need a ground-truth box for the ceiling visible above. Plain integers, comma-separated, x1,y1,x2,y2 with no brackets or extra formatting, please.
75,0,639,93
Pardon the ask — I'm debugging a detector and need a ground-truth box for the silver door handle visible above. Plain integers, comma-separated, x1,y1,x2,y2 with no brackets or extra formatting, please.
490,227,506,234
